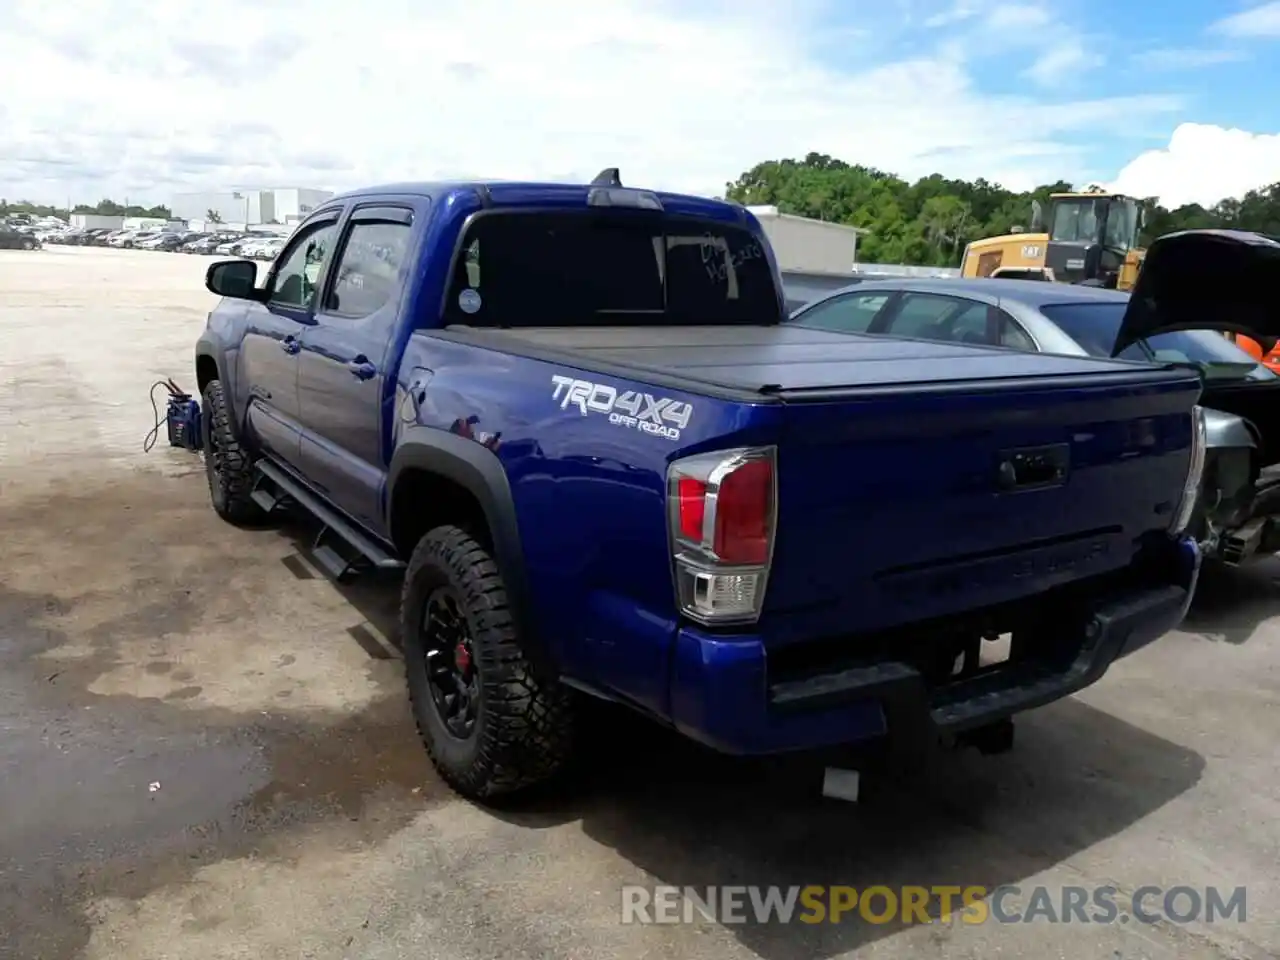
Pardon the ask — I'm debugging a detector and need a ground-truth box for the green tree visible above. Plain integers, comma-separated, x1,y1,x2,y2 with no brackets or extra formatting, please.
724,155,1279,267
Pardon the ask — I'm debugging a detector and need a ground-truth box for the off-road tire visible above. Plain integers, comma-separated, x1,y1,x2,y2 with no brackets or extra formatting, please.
402,525,575,801
201,379,262,525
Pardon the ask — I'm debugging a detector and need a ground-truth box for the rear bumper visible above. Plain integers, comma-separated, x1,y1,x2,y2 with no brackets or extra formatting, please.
668,535,1199,755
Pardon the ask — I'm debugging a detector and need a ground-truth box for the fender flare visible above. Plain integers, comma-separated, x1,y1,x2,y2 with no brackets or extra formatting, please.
388,427,540,660
195,333,229,392
195,334,241,428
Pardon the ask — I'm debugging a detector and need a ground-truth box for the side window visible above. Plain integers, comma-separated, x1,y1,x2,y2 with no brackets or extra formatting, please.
324,219,413,318
883,293,968,339
999,316,1037,351
943,302,993,345
791,292,891,333
269,221,338,309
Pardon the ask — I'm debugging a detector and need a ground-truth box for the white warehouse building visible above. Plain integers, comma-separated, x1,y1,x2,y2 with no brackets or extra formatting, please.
272,187,333,221
745,205,864,274
170,187,335,225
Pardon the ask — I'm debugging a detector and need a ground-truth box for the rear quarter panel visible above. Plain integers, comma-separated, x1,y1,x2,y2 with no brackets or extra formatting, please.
396,332,782,716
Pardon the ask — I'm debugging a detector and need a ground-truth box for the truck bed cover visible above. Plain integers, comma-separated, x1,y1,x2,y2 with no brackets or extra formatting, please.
438,324,1196,401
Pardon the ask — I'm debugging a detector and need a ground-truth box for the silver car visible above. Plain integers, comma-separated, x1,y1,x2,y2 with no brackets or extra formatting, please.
785,234,1280,568
785,276,1267,372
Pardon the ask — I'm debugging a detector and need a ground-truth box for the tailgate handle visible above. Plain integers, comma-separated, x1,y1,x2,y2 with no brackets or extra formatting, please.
996,444,1069,491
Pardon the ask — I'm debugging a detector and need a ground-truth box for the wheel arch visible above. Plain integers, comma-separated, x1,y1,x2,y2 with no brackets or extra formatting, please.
195,334,242,428
388,428,542,664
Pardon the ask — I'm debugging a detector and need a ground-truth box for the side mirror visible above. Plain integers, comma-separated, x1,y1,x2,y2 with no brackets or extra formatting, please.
1030,200,1043,233
205,259,260,299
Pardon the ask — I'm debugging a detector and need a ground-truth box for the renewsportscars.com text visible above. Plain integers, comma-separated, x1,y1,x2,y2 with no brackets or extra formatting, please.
620,884,1247,926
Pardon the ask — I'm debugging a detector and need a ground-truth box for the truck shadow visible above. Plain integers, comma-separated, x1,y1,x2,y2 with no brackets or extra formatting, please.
1180,555,1280,645
271,518,405,657
499,699,1203,959
265,514,1205,957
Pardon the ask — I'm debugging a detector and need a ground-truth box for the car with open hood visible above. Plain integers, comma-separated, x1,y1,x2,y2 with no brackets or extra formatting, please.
786,229,1280,567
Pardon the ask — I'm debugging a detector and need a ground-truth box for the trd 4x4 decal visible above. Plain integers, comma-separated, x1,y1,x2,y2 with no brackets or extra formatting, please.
550,375,693,441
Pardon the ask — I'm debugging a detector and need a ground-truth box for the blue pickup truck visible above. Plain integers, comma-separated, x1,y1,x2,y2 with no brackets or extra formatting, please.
195,170,1206,801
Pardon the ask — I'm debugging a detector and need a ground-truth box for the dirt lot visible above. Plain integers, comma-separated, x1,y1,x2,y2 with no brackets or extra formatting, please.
2,245,1279,960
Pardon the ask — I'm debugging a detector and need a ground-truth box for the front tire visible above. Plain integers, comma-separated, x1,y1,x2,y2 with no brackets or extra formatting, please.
201,379,262,525
401,525,575,800
21,239,34,250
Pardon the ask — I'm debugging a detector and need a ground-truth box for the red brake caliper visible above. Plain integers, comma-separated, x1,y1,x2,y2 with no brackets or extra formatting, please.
454,642,471,673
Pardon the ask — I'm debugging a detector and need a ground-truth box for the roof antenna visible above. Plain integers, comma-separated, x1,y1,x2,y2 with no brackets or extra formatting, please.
591,168,622,187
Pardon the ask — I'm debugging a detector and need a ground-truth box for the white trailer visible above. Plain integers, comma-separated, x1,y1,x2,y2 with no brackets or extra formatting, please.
69,213,125,231
743,205,962,312
746,206,863,273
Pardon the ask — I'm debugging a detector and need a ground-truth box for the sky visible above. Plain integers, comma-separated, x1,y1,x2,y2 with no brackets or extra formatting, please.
0,0,1277,211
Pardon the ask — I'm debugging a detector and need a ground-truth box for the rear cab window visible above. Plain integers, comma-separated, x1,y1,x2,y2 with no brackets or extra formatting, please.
443,210,782,327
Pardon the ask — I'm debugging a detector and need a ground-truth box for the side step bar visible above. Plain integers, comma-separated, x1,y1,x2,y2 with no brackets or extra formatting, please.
253,460,405,583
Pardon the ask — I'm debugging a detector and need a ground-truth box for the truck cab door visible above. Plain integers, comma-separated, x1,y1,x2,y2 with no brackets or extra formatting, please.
296,204,417,532
238,213,340,469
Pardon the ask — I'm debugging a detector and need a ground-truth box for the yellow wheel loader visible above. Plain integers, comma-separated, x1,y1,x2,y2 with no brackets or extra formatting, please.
960,188,1146,290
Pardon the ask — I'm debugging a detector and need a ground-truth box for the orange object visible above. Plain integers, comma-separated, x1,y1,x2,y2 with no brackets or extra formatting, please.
1234,334,1265,360
1226,332,1280,373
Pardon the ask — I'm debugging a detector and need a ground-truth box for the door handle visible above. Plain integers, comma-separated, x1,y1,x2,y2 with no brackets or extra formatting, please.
281,335,300,355
348,358,377,380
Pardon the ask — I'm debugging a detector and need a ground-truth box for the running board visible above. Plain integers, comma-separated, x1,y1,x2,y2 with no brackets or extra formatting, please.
254,460,405,582
250,486,284,515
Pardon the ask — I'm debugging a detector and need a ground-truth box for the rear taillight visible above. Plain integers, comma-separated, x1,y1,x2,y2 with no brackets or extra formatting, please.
667,446,777,625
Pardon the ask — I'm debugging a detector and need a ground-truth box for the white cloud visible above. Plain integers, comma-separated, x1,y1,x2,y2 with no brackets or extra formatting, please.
1130,47,1248,70
0,0,1227,207
924,1,979,28
1024,40,1105,86
1212,2,1280,38
1107,123,1280,207
984,4,1053,31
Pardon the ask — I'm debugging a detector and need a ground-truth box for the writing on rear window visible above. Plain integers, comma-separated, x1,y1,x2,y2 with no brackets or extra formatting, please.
698,233,765,282
551,375,693,441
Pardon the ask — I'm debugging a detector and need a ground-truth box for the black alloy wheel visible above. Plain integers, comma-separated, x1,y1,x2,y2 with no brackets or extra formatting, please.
420,586,480,739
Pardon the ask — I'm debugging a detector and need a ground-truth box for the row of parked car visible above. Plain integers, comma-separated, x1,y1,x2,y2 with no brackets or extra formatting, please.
45,227,287,260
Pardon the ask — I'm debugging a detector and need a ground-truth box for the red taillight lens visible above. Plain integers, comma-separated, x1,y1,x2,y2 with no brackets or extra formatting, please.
667,446,777,625
712,459,773,564
677,476,708,541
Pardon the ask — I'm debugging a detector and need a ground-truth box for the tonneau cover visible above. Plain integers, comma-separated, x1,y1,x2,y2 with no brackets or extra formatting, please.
446,324,1189,396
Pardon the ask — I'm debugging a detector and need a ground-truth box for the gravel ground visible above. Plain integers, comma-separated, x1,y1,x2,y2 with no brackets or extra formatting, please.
1,245,1278,960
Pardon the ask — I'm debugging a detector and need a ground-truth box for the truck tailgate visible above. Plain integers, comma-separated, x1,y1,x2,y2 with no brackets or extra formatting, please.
763,370,1200,642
